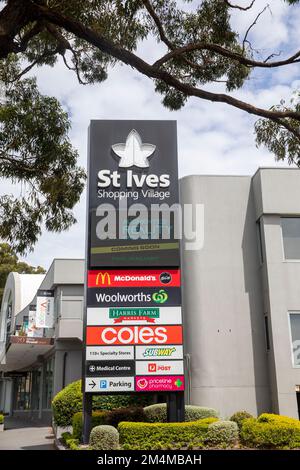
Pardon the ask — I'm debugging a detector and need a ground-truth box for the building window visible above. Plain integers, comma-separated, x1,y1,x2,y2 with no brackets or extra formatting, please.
264,315,270,351
289,313,300,367
281,217,300,260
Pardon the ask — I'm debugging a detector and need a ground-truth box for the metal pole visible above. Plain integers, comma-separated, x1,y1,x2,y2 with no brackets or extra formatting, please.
82,392,92,444
167,392,185,422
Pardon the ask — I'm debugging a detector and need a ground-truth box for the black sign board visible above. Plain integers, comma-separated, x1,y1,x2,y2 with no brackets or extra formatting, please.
87,120,180,267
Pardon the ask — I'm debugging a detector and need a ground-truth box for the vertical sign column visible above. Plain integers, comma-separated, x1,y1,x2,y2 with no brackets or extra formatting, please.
84,120,184,397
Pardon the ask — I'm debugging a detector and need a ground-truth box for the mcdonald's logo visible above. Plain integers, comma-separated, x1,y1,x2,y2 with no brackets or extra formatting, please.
95,272,111,286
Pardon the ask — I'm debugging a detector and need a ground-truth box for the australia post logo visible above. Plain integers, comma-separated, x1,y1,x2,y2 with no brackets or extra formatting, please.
88,269,180,288
86,325,183,346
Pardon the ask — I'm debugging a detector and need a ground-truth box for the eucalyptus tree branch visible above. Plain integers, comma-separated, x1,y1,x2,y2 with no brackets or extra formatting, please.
153,42,300,69
242,4,270,52
224,0,256,10
27,1,300,127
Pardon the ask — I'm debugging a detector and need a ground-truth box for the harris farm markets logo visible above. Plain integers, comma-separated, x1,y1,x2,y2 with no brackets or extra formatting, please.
86,325,183,346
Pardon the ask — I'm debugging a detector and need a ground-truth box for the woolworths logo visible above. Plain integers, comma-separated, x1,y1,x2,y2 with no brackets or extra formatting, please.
152,289,168,304
95,290,169,304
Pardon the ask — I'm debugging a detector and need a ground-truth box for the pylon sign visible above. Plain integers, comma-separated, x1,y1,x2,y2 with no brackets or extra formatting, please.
84,120,184,394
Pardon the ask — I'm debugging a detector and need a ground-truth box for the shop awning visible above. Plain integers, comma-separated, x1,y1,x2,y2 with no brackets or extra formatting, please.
1,336,54,371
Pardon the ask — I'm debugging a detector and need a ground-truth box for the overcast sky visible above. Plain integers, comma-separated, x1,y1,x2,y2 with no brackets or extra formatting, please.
9,0,300,269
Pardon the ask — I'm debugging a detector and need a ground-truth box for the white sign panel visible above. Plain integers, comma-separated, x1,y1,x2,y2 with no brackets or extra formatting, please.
86,346,134,361
27,305,43,338
87,306,182,326
135,360,184,375
135,345,183,360
36,290,55,328
85,376,134,392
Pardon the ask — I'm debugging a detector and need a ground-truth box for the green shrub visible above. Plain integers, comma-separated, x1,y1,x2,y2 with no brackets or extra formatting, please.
61,432,80,450
143,403,167,422
52,381,82,427
257,413,300,426
93,393,153,411
143,403,219,423
205,420,238,447
89,425,119,450
52,379,153,426
72,411,108,440
185,405,219,422
118,418,217,450
105,407,147,428
230,411,253,431
241,415,300,449
0,414,4,425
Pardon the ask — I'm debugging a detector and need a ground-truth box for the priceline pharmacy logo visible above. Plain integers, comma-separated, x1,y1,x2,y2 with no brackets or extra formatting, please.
95,199,204,252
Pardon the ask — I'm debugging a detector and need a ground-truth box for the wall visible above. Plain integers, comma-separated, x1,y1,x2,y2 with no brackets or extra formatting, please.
180,175,271,417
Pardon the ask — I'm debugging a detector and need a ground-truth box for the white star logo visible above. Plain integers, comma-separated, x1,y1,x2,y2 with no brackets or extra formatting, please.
112,129,156,168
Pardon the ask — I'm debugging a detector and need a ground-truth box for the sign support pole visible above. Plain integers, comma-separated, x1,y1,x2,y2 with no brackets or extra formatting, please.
82,393,92,444
167,392,185,422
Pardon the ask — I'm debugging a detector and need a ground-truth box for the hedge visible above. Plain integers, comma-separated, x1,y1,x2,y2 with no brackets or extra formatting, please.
205,420,239,447
72,407,146,439
52,381,82,427
52,379,153,426
143,403,219,423
89,425,119,450
105,407,147,428
72,411,108,440
61,432,80,450
230,411,253,431
241,413,300,449
93,393,153,411
0,414,3,425
118,418,218,450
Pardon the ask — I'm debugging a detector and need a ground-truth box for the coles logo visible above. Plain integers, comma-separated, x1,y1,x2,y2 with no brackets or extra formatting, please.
86,325,182,346
88,269,180,288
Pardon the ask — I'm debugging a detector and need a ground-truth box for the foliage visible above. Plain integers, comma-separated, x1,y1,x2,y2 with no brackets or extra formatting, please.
118,418,218,450
240,414,300,449
184,405,219,422
255,98,300,167
0,0,299,190
0,243,45,304
143,403,219,423
105,406,147,428
205,420,239,448
92,391,153,411
72,411,108,440
0,66,86,253
230,410,253,431
52,380,82,427
89,425,119,451
0,414,4,425
61,431,80,450
52,379,153,427
143,403,167,423
257,413,300,426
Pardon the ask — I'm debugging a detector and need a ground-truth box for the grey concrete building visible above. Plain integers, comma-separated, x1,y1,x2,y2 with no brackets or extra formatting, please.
0,168,300,422
181,168,300,419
